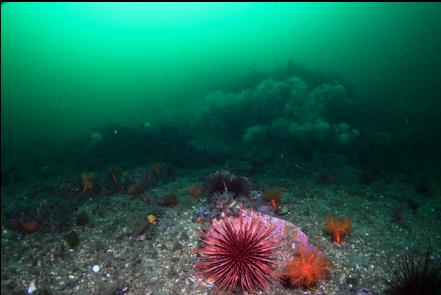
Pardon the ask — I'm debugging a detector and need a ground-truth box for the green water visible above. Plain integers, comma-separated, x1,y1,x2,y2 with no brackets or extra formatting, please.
2,4,441,294
2,2,441,171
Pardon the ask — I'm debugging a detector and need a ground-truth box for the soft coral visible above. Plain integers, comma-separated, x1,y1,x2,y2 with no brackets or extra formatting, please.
325,217,351,244
283,245,329,287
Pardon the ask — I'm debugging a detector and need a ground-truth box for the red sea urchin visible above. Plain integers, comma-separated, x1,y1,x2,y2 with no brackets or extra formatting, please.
195,211,279,293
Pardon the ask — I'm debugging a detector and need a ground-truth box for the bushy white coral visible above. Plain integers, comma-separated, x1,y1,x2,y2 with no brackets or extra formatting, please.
196,75,359,148
334,123,360,145
243,125,268,142
89,132,103,146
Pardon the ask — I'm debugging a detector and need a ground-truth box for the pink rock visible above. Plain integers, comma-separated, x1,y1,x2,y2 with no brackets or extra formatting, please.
240,209,310,253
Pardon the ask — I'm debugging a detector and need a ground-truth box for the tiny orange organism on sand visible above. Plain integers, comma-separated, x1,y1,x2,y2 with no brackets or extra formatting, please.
161,193,178,208
194,216,205,224
81,173,95,192
107,169,119,187
146,213,157,225
128,184,143,196
264,187,282,212
325,216,351,244
152,162,161,175
22,221,39,233
188,184,202,199
284,245,329,287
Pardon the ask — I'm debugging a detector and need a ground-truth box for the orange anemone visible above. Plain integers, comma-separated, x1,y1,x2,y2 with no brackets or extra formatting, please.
152,162,161,175
284,245,329,287
188,184,202,199
81,173,94,192
325,217,352,244
264,187,282,212
22,222,39,233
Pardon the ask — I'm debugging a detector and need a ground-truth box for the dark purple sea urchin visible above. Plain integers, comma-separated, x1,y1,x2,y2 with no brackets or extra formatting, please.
385,251,441,295
205,170,251,198
195,211,279,293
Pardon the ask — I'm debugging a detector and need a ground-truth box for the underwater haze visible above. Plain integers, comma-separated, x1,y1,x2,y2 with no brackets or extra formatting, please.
2,3,441,167
1,3,441,295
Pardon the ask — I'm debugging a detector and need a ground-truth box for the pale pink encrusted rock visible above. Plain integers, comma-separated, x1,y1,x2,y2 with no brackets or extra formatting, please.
240,209,310,255
207,207,318,262
198,208,321,289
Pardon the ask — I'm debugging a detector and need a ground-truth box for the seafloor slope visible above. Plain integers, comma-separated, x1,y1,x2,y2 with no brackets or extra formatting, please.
1,160,440,295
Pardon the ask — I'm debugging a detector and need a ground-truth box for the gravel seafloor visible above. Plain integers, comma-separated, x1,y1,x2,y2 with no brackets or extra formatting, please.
1,163,441,295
